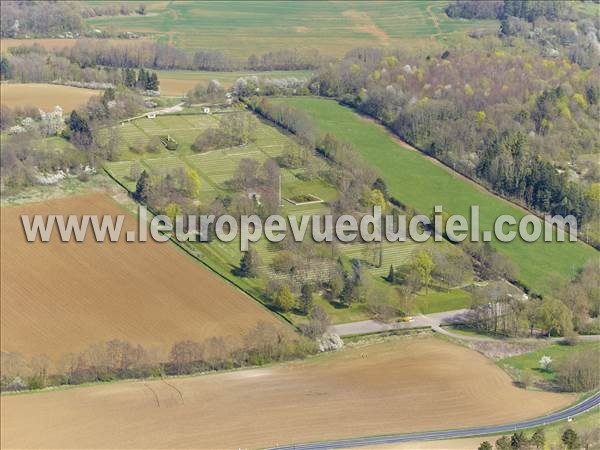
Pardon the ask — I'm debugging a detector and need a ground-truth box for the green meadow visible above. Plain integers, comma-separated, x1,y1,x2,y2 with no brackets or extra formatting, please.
499,341,600,383
84,1,498,57
272,97,597,295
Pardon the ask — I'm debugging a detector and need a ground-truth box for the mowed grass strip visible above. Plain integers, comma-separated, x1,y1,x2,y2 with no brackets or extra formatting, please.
272,97,597,294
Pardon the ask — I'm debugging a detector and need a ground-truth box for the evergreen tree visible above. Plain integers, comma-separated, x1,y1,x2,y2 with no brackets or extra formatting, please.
510,432,527,450
137,68,147,89
561,429,580,450
68,110,89,134
0,56,12,80
146,72,159,90
372,177,388,198
239,248,260,278
67,110,93,147
340,271,357,306
134,170,151,203
299,283,314,315
386,264,395,283
124,68,136,88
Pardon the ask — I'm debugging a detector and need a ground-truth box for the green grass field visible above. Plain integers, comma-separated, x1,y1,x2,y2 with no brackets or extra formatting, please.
499,341,600,383
84,1,498,57
271,97,597,295
415,288,472,314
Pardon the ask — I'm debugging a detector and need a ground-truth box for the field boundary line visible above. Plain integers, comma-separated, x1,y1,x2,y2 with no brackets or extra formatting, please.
341,99,598,253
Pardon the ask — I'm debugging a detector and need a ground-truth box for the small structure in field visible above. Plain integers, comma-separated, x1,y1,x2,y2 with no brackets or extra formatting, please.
285,194,324,206
203,107,211,114
247,191,262,205
146,112,157,119
160,135,178,150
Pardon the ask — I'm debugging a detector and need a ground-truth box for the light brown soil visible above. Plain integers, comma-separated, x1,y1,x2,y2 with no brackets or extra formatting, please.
0,193,287,366
345,436,501,450
159,77,205,96
0,337,575,449
0,83,98,111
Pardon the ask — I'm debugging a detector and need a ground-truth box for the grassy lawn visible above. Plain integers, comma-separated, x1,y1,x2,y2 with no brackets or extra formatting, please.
415,288,472,314
538,407,599,446
83,1,498,57
272,97,597,296
499,341,600,383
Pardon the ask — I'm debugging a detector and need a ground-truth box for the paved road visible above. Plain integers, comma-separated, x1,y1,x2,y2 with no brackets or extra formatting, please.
329,311,600,343
270,391,600,450
329,309,470,337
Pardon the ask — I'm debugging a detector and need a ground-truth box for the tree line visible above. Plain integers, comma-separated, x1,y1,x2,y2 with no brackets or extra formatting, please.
61,39,326,71
1,1,150,38
307,45,600,244
467,260,599,339
0,322,317,392
478,426,599,450
1,46,160,92
446,0,571,21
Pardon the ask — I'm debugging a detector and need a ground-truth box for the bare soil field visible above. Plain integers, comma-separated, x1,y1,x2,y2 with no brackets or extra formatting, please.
0,337,575,449
0,83,98,111
0,193,287,365
344,436,501,450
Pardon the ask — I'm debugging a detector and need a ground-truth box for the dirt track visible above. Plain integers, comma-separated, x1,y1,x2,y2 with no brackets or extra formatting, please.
0,193,286,365
0,337,575,449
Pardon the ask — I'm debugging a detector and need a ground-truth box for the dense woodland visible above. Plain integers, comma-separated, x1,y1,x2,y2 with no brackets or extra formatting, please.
308,45,599,240
0,1,148,38
64,40,324,71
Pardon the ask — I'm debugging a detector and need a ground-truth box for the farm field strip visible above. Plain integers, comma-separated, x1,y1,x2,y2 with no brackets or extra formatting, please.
0,337,575,449
83,1,498,57
0,194,288,366
0,83,99,111
273,97,597,295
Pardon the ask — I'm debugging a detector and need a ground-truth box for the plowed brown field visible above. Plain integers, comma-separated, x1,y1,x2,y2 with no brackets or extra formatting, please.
0,83,98,111
0,337,575,449
0,194,287,365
